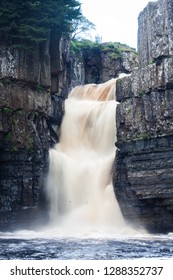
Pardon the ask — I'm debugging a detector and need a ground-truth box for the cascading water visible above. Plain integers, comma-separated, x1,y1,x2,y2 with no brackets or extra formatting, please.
46,79,135,236
2,79,173,261
1,80,173,262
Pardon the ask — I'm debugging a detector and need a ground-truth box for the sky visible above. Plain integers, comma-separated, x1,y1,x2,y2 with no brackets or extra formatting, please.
80,0,157,49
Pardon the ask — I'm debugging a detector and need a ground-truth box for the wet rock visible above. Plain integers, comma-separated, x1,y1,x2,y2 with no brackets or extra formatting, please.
0,36,68,230
114,0,173,233
69,44,138,86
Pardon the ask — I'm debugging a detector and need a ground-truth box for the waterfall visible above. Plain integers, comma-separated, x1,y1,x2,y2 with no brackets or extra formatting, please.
46,79,135,236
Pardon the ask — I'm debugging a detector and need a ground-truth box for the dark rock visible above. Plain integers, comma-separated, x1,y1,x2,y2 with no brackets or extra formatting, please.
83,48,102,84
50,33,70,95
0,42,50,87
69,44,138,87
138,0,173,68
114,136,173,233
114,0,173,233
69,50,85,88
0,35,69,230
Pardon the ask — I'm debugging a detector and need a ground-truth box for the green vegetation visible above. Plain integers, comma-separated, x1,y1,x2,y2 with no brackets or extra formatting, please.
139,91,146,97
0,78,12,86
2,107,13,114
0,0,81,50
4,131,13,142
149,59,155,65
70,39,137,58
70,39,101,53
136,132,149,140
108,52,122,60
24,135,34,152
35,83,43,92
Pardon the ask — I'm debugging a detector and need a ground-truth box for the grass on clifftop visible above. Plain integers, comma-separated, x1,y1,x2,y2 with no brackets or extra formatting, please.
70,39,137,56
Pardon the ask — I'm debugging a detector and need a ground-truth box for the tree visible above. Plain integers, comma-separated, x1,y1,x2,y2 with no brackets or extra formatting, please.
71,15,95,40
0,0,81,50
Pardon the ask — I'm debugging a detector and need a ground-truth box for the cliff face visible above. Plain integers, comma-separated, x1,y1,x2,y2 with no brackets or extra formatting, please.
69,44,138,87
0,33,137,229
0,36,69,229
114,0,173,233
2,0,172,233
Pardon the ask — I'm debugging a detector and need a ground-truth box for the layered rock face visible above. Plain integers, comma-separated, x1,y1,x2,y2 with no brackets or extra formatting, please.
0,35,137,229
69,44,138,87
84,48,138,84
114,0,173,233
0,36,69,229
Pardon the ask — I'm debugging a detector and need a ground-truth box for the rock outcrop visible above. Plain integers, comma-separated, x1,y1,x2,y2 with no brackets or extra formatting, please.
69,43,138,87
114,0,173,233
0,36,69,230
0,35,137,230
2,0,173,234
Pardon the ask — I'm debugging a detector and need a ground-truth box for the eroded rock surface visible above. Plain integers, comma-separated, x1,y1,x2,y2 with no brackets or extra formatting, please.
0,37,68,230
114,0,173,233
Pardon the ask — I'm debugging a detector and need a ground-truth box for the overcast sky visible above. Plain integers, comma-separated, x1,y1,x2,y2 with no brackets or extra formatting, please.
81,0,157,49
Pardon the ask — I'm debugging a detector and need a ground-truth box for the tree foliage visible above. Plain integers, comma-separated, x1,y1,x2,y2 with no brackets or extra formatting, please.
71,15,95,40
0,0,81,50
70,39,136,56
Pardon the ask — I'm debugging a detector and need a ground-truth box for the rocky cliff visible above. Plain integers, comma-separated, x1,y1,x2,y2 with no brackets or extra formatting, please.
0,32,138,230
69,42,138,88
0,35,69,230
2,0,172,233
114,0,173,233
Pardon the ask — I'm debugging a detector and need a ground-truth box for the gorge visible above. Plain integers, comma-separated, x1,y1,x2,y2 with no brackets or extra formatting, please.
46,79,129,235
0,0,173,234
